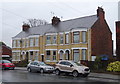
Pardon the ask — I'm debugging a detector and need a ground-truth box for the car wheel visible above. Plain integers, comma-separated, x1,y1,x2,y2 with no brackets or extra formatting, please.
73,71,79,77
40,69,44,74
28,68,32,72
55,69,60,75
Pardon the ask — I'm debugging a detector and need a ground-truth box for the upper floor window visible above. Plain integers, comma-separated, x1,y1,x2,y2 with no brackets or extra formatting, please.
22,40,25,47
35,38,39,46
65,33,69,44
46,35,51,44
26,39,29,47
60,34,64,44
82,31,87,43
17,40,21,47
73,32,79,43
52,35,57,44
12,40,16,47
29,38,34,47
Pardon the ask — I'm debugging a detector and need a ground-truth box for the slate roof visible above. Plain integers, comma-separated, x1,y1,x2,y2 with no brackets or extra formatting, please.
13,15,98,39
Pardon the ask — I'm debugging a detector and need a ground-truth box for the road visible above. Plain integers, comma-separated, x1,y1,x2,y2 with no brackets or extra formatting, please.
0,68,119,83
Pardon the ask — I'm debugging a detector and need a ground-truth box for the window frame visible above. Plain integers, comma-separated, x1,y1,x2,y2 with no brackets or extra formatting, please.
73,31,80,43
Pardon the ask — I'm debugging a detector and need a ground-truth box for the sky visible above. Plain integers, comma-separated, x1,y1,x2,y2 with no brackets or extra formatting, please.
0,0,119,52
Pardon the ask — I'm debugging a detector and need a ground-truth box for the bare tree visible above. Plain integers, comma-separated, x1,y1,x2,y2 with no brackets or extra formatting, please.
26,19,48,27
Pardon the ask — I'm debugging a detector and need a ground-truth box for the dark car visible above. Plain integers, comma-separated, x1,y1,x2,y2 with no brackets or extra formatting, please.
0,60,15,70
27,61,55,73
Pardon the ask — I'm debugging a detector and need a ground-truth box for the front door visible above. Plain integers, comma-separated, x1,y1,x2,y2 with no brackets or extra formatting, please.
41,55,44,62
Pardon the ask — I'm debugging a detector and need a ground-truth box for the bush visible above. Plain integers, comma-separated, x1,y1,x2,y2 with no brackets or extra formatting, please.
107,61,120,72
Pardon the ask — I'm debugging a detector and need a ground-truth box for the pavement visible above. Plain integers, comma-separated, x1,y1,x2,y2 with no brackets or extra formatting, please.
15,67,120,80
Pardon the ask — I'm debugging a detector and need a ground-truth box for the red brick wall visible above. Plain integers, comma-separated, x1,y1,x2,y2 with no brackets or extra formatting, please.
2,45,12,57
116,21,120,60
91,19,113,58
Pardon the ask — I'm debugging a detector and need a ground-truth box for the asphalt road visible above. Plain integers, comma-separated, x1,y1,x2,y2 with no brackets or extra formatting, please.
1,68,119,83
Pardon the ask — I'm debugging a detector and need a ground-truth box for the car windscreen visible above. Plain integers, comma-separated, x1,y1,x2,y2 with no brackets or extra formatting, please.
71,62,83,66
39,62,47,66
3,60,11,63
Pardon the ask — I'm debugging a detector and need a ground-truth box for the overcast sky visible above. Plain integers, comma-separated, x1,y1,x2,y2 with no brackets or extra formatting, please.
0,0,119,51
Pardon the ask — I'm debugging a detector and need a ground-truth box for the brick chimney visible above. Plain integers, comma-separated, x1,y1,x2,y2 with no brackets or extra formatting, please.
51,16,61,26
97,7,105,20
22,24,30,31
116,21,120,60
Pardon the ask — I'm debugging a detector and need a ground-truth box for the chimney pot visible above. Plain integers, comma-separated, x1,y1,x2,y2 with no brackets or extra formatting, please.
97,7,105,19
51,16,61,26
22,24,30,31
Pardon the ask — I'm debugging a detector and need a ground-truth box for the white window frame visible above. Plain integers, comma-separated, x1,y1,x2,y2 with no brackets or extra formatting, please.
82,31,87,43
60,34,64,44
73,32,79,43
46,35,51,44
65,33,69,44
82,49,86,60
52,35,57,44
29,38,34,47
35,38,39,47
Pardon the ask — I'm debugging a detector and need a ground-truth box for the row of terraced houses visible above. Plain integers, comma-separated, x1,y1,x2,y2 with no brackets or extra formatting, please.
12,7,113,65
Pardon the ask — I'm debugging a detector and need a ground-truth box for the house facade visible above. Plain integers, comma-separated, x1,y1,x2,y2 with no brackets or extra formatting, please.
0,42,12,61
12,7,113,64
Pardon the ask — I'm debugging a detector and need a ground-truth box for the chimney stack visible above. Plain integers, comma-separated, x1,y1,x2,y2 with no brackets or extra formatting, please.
22,24,30,31
97,7,105,20
51,16,61,26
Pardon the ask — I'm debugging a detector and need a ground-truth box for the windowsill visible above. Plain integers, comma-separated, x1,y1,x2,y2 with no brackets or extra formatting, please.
72,42,87,44
45,60,57,62
59,44,64,45
12,60,21,61
45,44,57,46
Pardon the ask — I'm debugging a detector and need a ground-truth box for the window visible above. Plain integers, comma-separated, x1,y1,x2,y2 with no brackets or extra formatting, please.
34,51,38,60
26,39,29,47
59,50,64,60
65,34,69,44
52,35,57,44
59,61,66,65
60,35,64,44
12,40,16,47
65,62,71,66
82,49,86,60
30,51,33,60
12,52,16,60
73,32,79,43
33,62,38,65
22,40,25,47
17,40,21,47
35,38,39,46
73,49,79,62
53,51,56,60
82,31,87,43
46,50,50,60
29,38,34,47
46,35,51,44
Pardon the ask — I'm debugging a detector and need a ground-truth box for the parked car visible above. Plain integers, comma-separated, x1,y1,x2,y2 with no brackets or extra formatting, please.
0,60,15,70
27,61,55,73
55,60,90,77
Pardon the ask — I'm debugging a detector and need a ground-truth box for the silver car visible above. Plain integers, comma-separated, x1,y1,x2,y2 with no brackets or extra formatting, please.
27,61,55,73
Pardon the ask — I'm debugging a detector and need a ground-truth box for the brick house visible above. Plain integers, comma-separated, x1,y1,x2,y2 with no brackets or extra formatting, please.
116,21,120,60
0,42,12,61
12,7,113,64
